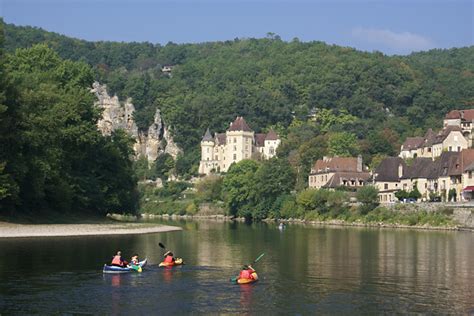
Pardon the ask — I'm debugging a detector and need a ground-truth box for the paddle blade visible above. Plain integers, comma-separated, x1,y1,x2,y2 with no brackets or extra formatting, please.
230,276,238,283
253,253,265,264
159,242,166,249
137,266,142,273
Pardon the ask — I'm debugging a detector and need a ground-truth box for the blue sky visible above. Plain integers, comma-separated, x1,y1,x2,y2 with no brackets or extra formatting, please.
2,0,473,55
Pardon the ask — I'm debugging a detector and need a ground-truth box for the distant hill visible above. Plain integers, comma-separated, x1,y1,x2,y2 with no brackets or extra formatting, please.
3,20,474,154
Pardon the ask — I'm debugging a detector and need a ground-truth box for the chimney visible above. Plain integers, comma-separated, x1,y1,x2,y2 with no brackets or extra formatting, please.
398,164,403,178
357,155,363,172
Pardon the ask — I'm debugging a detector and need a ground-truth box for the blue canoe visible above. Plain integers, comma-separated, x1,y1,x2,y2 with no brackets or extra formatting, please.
103,259,147,274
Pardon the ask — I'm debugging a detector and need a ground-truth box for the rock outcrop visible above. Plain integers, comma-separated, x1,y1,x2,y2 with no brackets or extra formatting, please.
92,82,182,162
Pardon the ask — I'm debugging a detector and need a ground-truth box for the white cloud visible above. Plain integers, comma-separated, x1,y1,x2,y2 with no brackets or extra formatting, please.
352,27,435,53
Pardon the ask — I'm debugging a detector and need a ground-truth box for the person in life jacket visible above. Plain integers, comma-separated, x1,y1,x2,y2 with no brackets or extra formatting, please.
163,251,175,264
239,264,256,280
130,254,139,266
111,251,128,267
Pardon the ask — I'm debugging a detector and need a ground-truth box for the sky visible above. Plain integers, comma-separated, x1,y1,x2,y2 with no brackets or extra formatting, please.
1,0,473,55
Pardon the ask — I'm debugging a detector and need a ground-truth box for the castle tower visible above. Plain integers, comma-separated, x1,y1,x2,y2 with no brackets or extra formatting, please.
224,117,254,171
199,128,216,174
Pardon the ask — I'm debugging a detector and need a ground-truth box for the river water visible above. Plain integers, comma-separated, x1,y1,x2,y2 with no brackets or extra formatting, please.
0,220,473,314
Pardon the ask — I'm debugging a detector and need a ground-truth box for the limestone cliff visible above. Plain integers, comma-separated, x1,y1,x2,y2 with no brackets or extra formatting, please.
91,82,182,162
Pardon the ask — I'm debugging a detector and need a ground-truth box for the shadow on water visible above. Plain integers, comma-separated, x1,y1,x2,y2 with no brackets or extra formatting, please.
0,219,473,314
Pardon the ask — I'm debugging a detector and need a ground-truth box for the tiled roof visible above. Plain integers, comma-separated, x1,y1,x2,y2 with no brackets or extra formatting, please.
402,158,437,179
312,157,360,173
265,130,279,141
461,149,474,172
433,126,463,144
401,137,425,150
202,128,213,142
445,109,474,121
322,171,371,188
215,133,226,145
227,116,253,132
255,133,266,147
374,157,405,182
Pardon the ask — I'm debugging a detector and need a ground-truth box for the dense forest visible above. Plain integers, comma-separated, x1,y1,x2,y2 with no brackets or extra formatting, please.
1,20,473,218
0,22,138,216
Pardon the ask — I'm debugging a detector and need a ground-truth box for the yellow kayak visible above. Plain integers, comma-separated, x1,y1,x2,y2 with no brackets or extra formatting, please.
159,257,184,267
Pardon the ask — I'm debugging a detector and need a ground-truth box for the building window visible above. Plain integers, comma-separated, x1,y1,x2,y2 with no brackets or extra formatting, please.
245,154,248,158
269,147,275,155
384,183,388,190
215,155,218,160
457,146,461,152
234,138,236,143
234,145,237,151
469,171,472,179
449,146,452,151
233,154,236,160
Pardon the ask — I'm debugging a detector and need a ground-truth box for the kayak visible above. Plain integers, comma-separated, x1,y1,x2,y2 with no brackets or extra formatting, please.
103,258,147,274
159,257,184,267
232,272,259,284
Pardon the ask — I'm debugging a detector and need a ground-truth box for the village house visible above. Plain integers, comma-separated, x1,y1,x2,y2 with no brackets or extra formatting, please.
308,156,370,190
376,149,474,203
198,117,280,175
399,126,467,159
373,157,405,203
443,109,474,146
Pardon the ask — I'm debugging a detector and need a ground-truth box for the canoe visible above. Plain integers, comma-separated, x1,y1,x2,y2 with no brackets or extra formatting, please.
159,257,184,267
103,258,147,274
233,272,259,284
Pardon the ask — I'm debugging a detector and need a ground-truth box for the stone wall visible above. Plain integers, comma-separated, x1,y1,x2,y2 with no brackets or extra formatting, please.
385,202,474,228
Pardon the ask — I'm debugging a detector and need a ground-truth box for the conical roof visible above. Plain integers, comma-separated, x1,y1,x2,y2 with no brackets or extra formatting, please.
227,117,253,132
202,128,213,142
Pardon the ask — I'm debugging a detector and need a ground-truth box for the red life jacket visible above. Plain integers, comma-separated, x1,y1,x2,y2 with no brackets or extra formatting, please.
164,255,174,263
239,269,254,279
111,255,123,266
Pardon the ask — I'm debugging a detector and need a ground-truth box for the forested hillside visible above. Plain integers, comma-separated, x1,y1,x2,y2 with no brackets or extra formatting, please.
0,22,138,216
3,20,474,185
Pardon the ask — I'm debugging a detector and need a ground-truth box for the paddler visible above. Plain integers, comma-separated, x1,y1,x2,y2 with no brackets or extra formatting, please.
163,251,176,264
239,264,257,280
111,250,128,267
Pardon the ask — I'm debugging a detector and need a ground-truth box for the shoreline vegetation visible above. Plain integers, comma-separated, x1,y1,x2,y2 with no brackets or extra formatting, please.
0,222,182,238
138,213,466,232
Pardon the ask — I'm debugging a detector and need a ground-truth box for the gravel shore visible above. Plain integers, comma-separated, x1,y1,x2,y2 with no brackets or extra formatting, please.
0,222,182,238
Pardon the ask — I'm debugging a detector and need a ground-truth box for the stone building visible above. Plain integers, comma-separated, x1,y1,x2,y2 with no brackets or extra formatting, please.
375,149,474,203
308,156,370,190
198,117,280,175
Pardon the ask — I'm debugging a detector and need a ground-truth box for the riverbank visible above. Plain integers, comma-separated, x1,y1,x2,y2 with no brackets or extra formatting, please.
0,222,182,238
140,213,472,231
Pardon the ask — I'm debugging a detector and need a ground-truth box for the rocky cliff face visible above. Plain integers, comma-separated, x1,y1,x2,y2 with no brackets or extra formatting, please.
92,82,182,162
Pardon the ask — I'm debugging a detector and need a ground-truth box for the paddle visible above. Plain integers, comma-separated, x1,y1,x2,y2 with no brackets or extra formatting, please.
230,253,265,283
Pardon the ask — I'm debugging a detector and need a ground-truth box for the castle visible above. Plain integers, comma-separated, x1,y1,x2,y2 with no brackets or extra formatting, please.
199,117,280,175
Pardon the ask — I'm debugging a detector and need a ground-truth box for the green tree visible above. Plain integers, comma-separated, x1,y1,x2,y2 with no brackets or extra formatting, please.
328,132,359,157
356,186,379,214
222,160,260,217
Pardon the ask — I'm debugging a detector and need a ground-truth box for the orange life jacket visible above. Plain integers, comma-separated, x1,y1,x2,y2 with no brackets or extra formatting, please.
111,255,123,266
164,255,174,263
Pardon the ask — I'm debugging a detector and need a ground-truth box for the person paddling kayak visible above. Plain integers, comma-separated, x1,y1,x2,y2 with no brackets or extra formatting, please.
111,251,128,267
237,264,258,284
163,251,176,264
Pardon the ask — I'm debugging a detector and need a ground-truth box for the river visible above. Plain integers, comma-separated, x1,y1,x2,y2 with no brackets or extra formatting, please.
0,220,473,314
